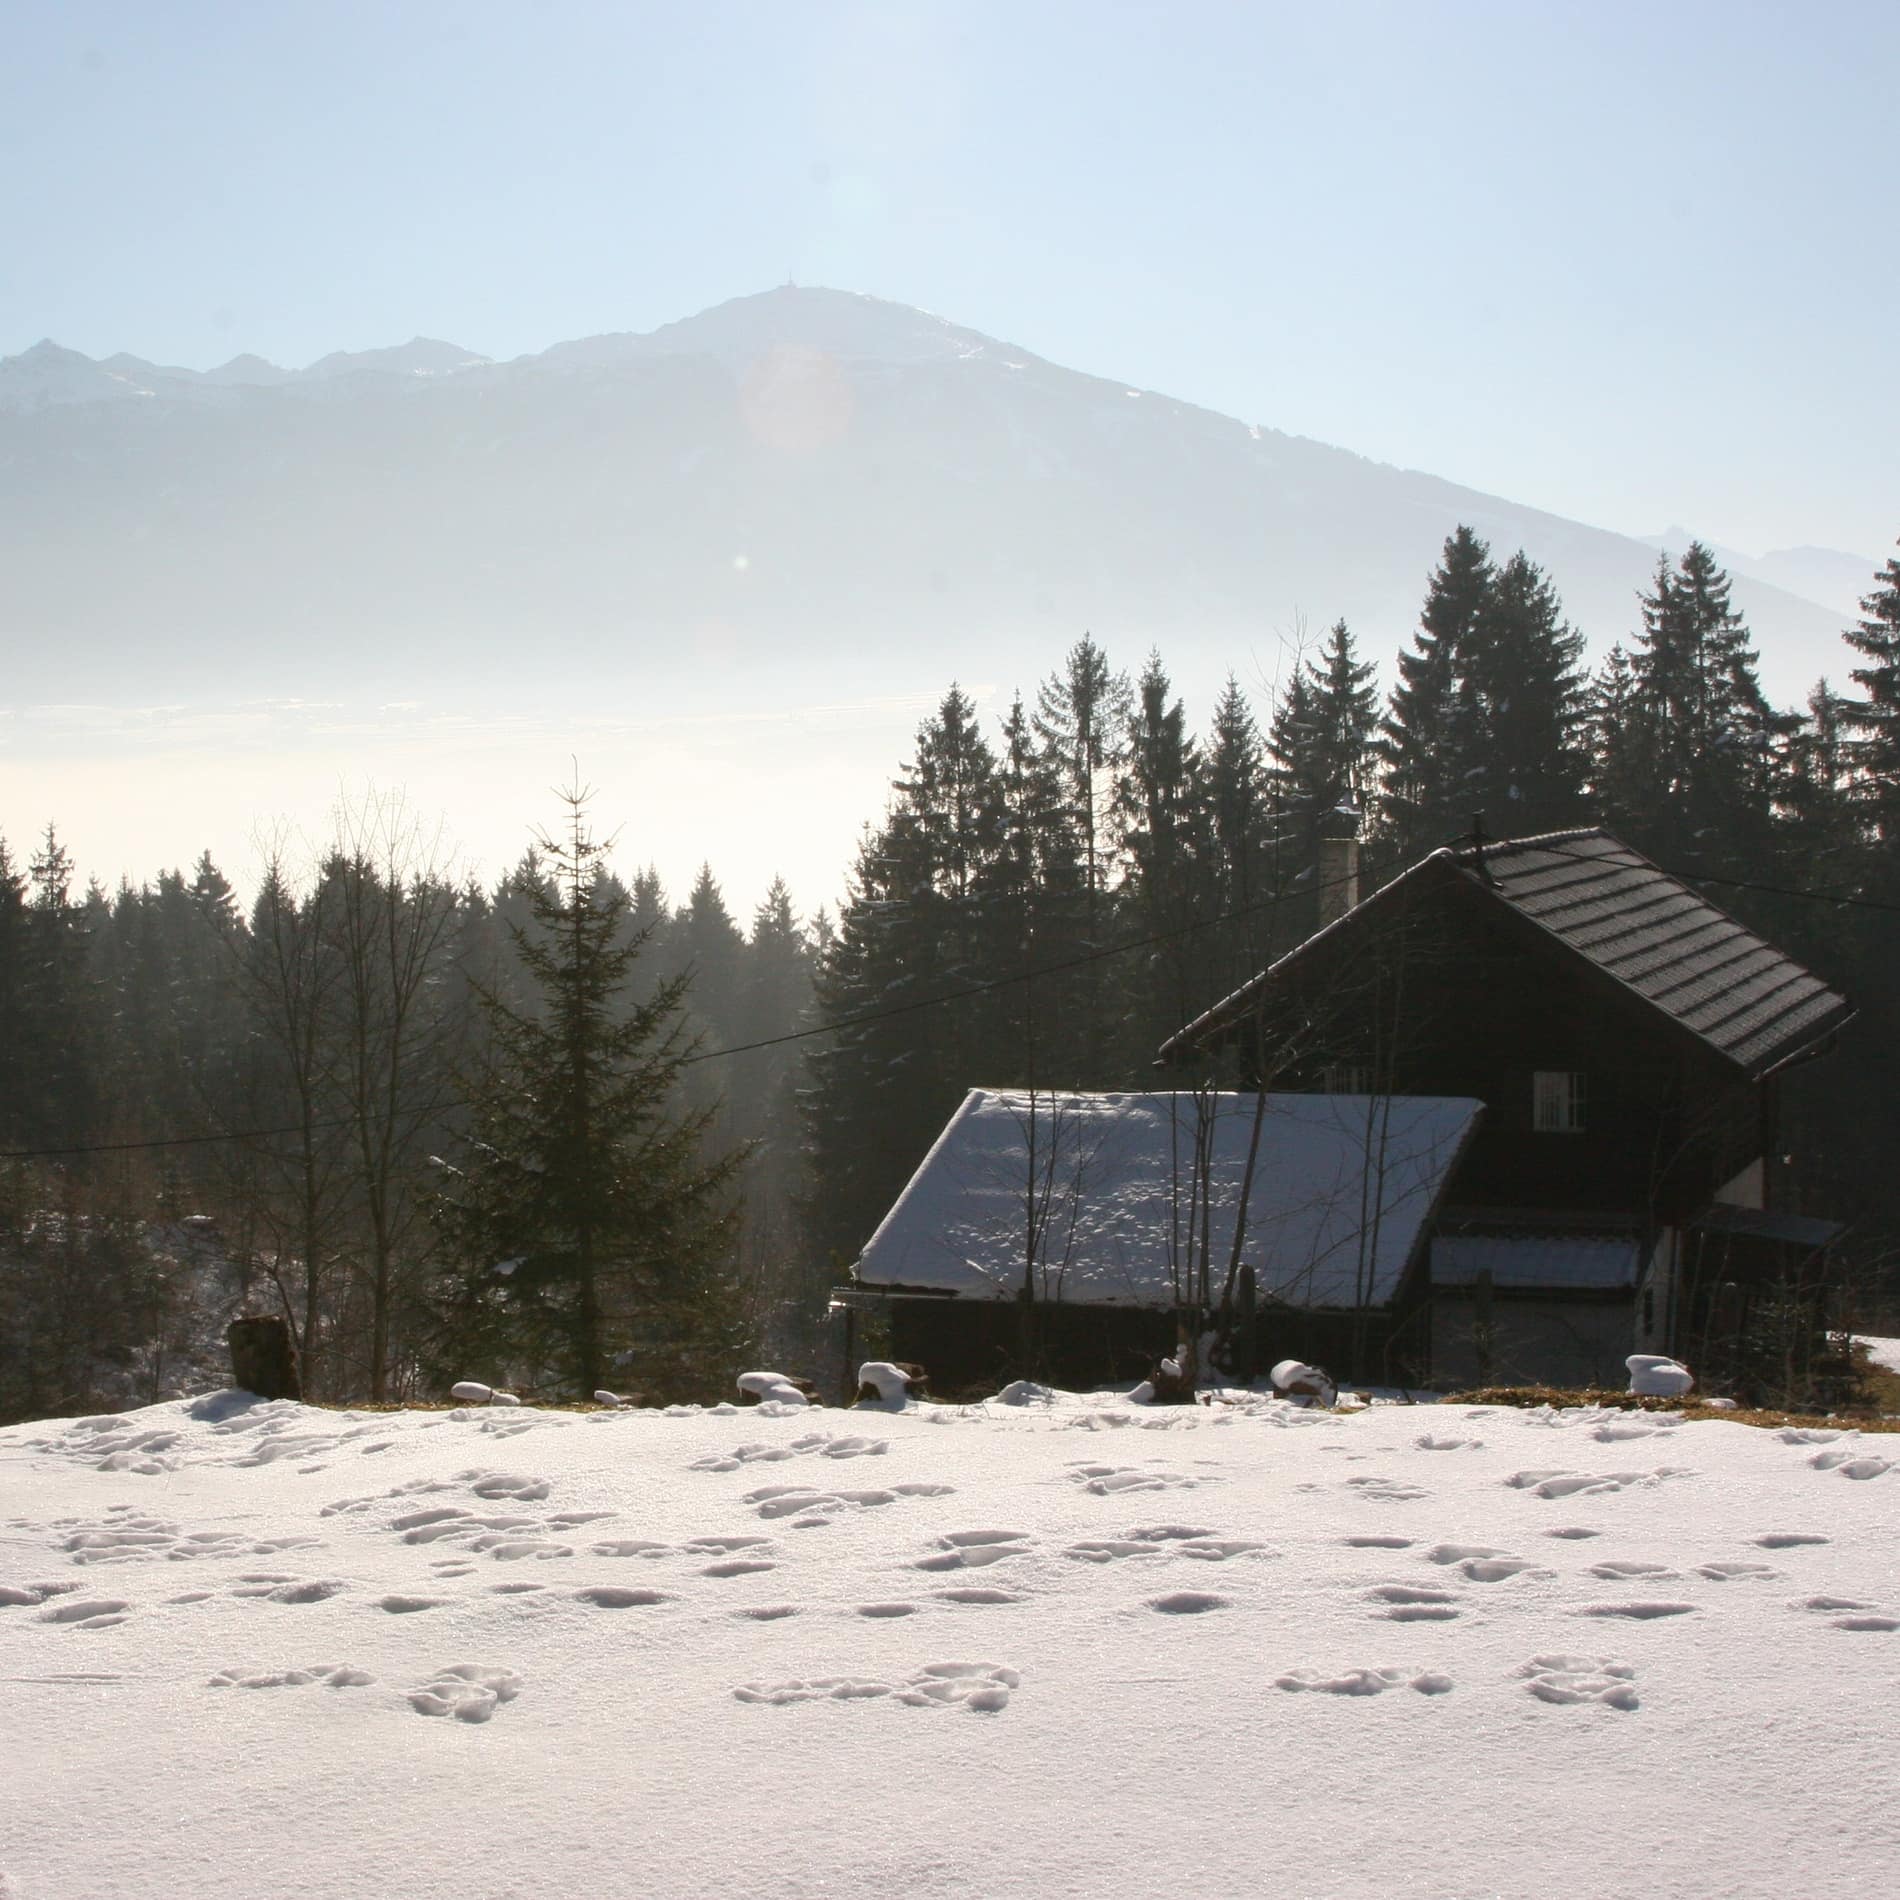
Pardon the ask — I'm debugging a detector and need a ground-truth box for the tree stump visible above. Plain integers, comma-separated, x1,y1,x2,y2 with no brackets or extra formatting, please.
227,1315,302,1401
1148,1357,1198,1405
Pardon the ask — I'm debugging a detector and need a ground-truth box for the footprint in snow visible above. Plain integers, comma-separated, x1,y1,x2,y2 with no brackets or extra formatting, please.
703,1559,778,1578
1275,1666,1452,1697
936,1587,1023,1606
1755,1533,1828,1549
1343,1475,1430,1502
208,1664,376,1691
573,1586,668,1608
1807,1450,1893,1481
408,1663,523,1723
1504,1468,1691,1500
734,1661,1020,1712
378,1595,448,1614
1342,1535,1415,1549
1518,1653,1638,1710
1,1582,78,1607
1696,1562,1777,1581
692,1432,891,1473
39,1597,131,1630
461,1470,552,1501
1145,1591,1229,1614
1576,1601,1696,1620
914,1531,1034,1572
1588,1560,1676,1580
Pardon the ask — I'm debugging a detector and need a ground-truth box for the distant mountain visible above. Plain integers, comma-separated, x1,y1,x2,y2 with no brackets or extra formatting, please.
0,288,1858,708
1640,527,1881,627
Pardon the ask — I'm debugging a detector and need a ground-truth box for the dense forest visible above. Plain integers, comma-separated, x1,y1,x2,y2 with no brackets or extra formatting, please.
4,530,1897,1420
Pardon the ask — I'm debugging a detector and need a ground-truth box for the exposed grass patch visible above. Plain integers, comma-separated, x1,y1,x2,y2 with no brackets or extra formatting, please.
1444,1383,1900,1433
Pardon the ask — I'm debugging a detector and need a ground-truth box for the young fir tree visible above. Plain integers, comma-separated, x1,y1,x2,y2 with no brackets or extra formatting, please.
1841,539,1900,877
1585,642,1649,837
1378,526,1493,857
432,790,743,1400
0,838,31,1146
1113,651,1209,1057
1269,619,1379,841
1781,681,1859,882
1031,635,1130,949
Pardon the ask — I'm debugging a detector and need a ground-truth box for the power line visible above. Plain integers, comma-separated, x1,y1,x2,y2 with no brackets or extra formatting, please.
3,832,1890,1162
0,861,1381,1161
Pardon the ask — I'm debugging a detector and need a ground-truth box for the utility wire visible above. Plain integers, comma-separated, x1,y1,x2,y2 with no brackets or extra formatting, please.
3,833,1890,1162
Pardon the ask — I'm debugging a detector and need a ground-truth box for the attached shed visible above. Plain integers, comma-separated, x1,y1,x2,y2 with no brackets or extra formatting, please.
848,1088,1483,1391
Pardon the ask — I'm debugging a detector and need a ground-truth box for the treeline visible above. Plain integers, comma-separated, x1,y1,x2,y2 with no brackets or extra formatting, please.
803,530,1900,1282
0,795,816,1419
3,529,1897,1417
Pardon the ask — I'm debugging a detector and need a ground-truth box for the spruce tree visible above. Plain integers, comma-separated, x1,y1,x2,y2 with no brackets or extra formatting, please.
433,790,742,1399
0,839,28,1146
1586,642,1649,837
1032,635,1130,947
1841,539,1900,873
1378,526,1493,856
1114,652,1208,1055
1625,543,1789,868
1461,551,1589,837
1269,619,1379,839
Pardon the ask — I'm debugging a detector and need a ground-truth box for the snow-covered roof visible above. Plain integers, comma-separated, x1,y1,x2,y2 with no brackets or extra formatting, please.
855,1089,1483,1310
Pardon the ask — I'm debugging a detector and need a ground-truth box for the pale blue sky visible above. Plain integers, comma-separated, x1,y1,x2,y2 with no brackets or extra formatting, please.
4,0,1895,557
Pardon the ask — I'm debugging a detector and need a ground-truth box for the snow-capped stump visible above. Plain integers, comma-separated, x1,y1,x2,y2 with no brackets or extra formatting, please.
593,1390,626,1408
1270,1359,1337,1406
737,1371,815,1408
856,1361,926,1407
1147,1356,1197,1405
450,1380,522,1407
994,1380,1054,1406
1627,1356,1694,1398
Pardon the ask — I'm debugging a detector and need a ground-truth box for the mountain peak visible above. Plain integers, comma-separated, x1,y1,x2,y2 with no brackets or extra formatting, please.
299,337,490,379
533,285,1036,378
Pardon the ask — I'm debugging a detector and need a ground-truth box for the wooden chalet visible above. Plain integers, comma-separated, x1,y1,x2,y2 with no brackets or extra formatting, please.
1157,827,1853,1390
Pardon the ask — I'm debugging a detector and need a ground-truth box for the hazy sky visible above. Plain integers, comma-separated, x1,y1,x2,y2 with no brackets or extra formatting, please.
4,0,1895,561
4,1,1897,917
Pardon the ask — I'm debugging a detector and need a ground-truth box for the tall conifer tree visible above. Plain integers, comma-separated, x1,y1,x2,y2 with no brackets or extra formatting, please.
1841,539,1900,873
433,790,742,1399
1378,527,1492,855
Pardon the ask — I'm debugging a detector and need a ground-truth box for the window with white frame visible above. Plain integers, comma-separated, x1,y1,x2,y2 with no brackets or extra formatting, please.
1532,1070,1586,1133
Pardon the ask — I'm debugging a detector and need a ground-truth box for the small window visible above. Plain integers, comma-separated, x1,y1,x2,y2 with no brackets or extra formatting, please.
1532,1070,1586,1133
1323,1062,1375,1094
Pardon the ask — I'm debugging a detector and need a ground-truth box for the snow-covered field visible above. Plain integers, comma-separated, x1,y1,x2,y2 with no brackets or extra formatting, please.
3,1388,1896,1900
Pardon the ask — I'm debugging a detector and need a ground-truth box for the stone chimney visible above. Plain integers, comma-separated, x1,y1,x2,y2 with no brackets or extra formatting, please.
1316,802,1361,928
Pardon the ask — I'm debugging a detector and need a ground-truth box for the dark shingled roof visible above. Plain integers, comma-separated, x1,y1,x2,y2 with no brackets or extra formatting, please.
1161,828,1853,1078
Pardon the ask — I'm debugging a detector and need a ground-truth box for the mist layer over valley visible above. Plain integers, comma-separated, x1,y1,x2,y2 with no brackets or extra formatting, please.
0,286,1866,909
